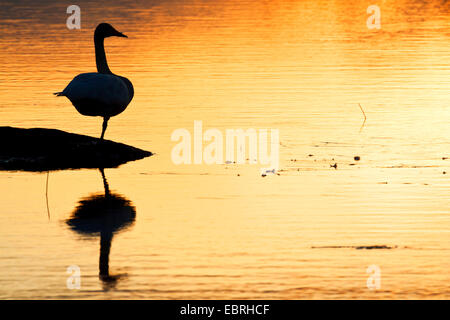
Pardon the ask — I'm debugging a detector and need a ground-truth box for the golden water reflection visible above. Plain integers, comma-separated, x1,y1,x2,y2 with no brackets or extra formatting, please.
0,0,449,299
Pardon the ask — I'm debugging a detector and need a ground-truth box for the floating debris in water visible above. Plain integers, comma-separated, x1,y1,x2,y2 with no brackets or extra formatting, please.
330,163,337,169
354,156,360,161
312,245,397,250
355,245,396,250
308,154,314,157
261,168,277,177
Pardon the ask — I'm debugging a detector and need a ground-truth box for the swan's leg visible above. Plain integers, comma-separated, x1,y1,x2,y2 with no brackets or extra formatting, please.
100,117,109,140
99,168,110,196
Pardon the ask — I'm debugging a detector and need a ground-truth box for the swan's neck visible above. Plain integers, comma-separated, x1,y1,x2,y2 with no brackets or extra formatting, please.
94,35,112,74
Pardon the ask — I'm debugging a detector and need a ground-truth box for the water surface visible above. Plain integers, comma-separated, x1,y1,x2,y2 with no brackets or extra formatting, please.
0,0,449,299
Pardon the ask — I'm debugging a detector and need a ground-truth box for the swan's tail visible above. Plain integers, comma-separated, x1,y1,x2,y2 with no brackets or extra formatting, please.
53,92,65,96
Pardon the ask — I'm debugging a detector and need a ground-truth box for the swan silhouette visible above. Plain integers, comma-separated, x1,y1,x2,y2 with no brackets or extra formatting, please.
54,23,134,140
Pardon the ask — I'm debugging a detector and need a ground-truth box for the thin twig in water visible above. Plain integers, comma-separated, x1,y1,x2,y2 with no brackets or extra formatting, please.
358,103,367,120
358,103,367,132
45,171,50,220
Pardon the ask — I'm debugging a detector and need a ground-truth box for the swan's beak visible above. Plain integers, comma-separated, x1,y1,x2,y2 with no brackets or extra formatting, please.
117,32,127,38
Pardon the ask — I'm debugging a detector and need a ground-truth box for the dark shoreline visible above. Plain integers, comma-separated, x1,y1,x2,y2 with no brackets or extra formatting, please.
0,127,152,171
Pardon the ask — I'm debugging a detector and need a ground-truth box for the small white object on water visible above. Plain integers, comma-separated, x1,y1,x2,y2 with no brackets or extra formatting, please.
261,168,277,177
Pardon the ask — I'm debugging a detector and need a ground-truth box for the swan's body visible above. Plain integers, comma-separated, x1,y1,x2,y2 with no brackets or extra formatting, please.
56,73,131,117
55,23,133,139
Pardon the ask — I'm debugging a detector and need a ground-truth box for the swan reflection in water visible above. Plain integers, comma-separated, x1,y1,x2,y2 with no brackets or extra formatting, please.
66,168,136,289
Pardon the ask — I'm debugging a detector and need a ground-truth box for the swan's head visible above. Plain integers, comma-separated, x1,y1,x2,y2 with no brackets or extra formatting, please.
95,23,127,39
